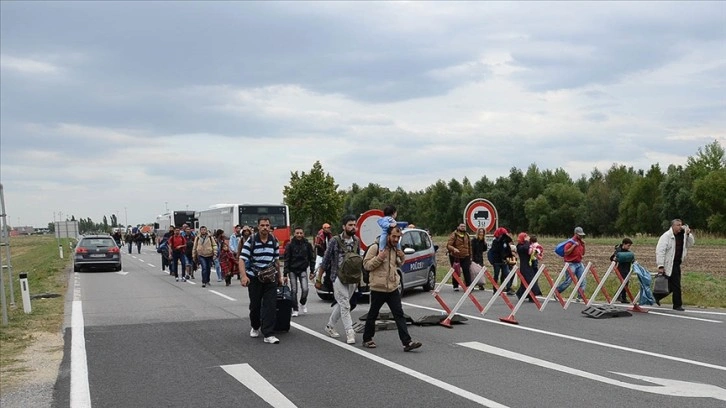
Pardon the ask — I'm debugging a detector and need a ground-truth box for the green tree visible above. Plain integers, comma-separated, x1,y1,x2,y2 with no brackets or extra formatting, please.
693,168,726,233
616,164,664,234
283,161,343,235
686,139,725,179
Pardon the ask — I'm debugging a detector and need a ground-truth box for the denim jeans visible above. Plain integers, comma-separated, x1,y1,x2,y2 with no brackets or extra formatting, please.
556,262,586,297
493,263,512,291
288,270,309,311
170,250,186,278
214,258,222,281
328,278,357,332
198,256,213,284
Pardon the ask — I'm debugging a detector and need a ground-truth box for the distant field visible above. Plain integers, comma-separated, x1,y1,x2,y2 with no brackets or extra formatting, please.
431,235,726,308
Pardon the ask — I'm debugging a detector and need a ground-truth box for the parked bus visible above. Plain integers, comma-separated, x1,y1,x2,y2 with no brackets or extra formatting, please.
195,204,291,254
154,210,197,243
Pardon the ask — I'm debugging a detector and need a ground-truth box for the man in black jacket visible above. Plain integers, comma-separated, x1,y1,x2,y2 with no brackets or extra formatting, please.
284,226,316,316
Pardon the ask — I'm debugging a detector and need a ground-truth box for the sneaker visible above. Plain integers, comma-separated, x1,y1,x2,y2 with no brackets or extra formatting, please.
301,305,308,314
250,328,260,338
324,325,340,338
655,299,661,306
506,290,515,296
175,277,180,282
181,277,187,282
346,330,356,344
217,279,222,282
292,310,299,317
404,341,422,352
453,287,460,292
674,307,685,311
202,284,206,288
264,336,280,344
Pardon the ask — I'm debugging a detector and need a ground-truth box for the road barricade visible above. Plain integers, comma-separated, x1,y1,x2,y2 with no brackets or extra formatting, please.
432,262,486,328
591,261,648,313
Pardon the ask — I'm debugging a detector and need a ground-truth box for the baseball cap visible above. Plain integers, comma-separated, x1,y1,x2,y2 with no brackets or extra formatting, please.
574,226,586,236
322,223,331,228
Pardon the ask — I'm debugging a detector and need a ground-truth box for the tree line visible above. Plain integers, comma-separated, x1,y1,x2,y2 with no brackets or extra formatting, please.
283,140,726,237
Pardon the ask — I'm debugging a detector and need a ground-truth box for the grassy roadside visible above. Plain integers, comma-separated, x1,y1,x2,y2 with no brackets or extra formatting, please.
432,235,726,308
0,235,70,392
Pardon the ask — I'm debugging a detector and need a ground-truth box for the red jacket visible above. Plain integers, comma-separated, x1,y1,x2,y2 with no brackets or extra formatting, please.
563,236,585,263
220,248,240,276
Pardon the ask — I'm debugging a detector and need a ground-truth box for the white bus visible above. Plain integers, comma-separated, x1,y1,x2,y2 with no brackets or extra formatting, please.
195,204,291,254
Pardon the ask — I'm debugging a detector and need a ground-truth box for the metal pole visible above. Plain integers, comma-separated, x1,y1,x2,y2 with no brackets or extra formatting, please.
0,183,16,313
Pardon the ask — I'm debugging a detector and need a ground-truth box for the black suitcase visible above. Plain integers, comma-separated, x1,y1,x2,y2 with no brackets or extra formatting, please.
275,285,293,332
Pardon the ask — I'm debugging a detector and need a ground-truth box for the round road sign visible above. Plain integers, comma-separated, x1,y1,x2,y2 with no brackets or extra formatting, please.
356,209,384,250
464,199,498,233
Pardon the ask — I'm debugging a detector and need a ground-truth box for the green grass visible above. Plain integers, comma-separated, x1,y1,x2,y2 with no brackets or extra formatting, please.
0,235,70,381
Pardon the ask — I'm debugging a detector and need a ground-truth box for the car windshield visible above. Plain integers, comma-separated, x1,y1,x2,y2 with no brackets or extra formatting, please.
81,238,115,248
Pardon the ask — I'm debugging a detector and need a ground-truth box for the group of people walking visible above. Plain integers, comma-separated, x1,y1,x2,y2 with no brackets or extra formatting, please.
444,219,695,311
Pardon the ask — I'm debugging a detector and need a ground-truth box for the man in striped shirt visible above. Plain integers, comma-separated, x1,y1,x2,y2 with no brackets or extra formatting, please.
239,217,283,344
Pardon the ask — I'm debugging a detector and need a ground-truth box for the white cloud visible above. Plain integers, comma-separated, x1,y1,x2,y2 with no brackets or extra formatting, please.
0,55,60,75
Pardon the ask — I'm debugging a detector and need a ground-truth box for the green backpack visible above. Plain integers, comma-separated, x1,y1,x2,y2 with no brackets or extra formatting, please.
334,236,363,284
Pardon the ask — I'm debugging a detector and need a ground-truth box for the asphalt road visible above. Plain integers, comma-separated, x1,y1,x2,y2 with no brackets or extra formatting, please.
50,248,726,408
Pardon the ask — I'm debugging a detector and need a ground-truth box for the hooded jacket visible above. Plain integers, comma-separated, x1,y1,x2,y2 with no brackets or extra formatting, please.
363,242,403,293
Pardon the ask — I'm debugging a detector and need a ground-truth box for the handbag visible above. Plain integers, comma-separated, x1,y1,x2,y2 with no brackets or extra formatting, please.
256,264,278,284
653,273,669,295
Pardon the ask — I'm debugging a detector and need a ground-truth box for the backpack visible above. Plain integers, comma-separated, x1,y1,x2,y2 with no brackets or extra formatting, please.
554,239,575,257
487,246,496,265
334,236,363,284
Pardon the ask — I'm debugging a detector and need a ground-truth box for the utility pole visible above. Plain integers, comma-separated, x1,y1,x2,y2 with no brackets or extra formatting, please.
124,207,128,228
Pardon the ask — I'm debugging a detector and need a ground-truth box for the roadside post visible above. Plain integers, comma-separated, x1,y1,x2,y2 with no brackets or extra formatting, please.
19,272,31,314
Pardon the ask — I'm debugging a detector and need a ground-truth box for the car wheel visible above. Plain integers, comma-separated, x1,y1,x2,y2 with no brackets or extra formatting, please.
73,264,81,272
422,267,436,292
115,265,123,271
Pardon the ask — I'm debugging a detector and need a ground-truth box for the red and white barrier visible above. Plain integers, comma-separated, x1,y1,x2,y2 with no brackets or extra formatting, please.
432,262,486,328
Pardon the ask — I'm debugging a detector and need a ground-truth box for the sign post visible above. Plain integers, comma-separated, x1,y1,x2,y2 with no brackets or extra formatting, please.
463,198,498,234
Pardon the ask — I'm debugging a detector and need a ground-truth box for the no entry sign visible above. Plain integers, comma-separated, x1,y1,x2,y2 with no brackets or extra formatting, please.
463,198,498,233
356,209,384,250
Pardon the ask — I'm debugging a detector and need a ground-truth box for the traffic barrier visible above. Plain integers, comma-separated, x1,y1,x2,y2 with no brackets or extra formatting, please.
499,264,546,324
596,261,648,313
541,262,591,311
432,262,486,328
480,263,517,314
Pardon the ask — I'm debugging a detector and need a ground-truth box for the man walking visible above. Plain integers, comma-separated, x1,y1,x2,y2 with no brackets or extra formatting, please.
362,226,422,352
556,226,587,301
316,215,359,345
167,227,187,282
284,226,315,317
655,219,695,311
239,217,282,344
192,226,217,288
446,223,472,291
313,223,333,275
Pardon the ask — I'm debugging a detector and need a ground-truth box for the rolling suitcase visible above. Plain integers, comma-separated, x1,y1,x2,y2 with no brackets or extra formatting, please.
275,285,293,332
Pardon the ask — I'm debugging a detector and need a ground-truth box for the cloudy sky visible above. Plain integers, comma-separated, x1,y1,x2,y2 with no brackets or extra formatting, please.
1,1,725,228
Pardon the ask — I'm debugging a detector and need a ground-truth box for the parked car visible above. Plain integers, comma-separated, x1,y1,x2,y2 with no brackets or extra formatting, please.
398,228,437,293
73,235,122,272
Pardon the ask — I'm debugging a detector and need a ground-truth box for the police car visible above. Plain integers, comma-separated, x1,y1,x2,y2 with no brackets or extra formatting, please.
398,228,437,294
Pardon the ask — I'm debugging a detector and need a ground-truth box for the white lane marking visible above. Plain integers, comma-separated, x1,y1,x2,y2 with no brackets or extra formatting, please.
403,302,726,372
460,342,726,401
147,263,155,267
221,363,296,408
71,275,92,407
209,290,236,301
115,271,129,276
647,310,722,323
291,322,509,408
186,280,196,285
